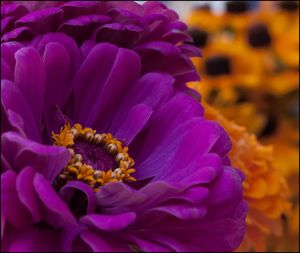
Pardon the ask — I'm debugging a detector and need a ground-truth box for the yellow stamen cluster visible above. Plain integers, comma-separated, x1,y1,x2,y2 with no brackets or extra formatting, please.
52,123,136,192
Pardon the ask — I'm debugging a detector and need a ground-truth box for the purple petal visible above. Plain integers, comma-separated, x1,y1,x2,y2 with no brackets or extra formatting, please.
14,46,46,127
114,104,153,145
167,186,209,204
60,224,85,252
145,204,207,220
33,173,77,227
207,166,244,218
210,124,232,158
33,32,81,76
1,153,13,172
1,26,33,42
127,234,172,252
59,15,111,44
80,230,115,252
1,41,23,74
5,228,60,252
1,79,40,141
1,58,13,80
158,121,222,180
74,42,121,124
96,182,145,212
16,166,42,223
1,131,70,182
1,4,28,18
74,43,141,130
95,23,144,47
42,42,71,110
179,43,202,57
110,72,174,134
61,1,107,19
60,180,97,215
80,212,136,231
1,170,33,228
79,39,97,59
16,7,63,34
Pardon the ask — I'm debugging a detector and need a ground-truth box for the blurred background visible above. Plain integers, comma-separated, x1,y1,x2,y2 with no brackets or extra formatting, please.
136,1,299,252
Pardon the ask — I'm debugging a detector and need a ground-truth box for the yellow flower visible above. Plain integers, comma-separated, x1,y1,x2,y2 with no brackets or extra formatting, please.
203,103,292,251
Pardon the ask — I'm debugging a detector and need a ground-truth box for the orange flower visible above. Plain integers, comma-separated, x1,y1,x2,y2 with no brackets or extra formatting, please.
204,103,292,252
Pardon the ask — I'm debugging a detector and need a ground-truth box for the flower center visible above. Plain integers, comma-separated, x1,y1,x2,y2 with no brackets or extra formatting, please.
52,123,136,192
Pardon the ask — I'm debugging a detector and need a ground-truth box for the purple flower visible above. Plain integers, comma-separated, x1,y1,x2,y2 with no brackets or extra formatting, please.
1,1,247,252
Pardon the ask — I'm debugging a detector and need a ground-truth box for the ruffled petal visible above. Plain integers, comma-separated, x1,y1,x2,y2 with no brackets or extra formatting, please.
60,180,97,215
1,79,40,141
33,173,77,227
59,14,111,44
95,23,145,47
1,131,70,182
80,212,136,231
96,182,145,212
16,7,63,34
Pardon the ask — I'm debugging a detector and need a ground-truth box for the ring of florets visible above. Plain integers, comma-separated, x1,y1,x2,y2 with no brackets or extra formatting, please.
52,123,136,192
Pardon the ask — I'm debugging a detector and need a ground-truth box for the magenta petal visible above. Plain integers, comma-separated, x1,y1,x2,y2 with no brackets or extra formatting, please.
33,173,77,227
96,182,145,211
16,7,63,34
34,32,81,75
7,228,60,252
114,104,153,145
59,14,111,43
16,166,42,223
208,166,243,211
1,41,23,73
43,42,71,110
110,71,174,133
1,58,13,80
1,131,70,182
168,186,209,204
95,23,144,47
137,93,203,158
80,212,136,231
60,224,85,252
1,79,40,141
1,153,13,172
1,4,29,19
87,47,141,130
14,46,46,127
158,121,221,180
127,235,172,252
146,204,207,220
1,26,33,42
1,170,32,228
74,42,121,124
80,230,114,252
60,180,97,215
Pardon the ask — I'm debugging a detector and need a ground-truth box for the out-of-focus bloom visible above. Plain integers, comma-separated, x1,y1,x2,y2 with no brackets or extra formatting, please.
203,104,292,252
1,1,247,252
187,1,299,251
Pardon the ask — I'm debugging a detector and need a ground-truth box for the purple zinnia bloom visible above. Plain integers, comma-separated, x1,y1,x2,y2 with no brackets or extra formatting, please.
1,1,247,252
